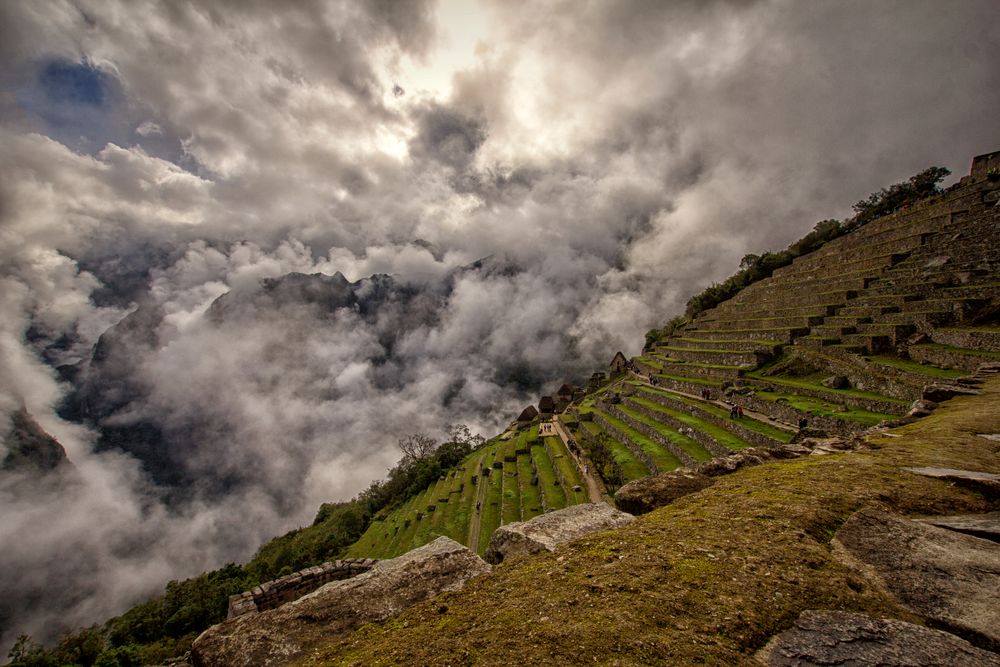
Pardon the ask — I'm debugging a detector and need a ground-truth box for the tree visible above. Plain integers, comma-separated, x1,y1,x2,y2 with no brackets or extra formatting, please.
397,433,438,464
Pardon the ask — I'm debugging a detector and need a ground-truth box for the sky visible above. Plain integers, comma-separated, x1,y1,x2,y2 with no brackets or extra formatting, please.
1,0,999,649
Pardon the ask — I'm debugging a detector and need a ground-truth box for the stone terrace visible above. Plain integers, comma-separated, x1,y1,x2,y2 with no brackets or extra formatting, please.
624,151,1000,453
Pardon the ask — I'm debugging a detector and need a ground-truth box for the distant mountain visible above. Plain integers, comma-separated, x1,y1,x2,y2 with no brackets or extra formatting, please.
2,407,70,474
58,269,452,501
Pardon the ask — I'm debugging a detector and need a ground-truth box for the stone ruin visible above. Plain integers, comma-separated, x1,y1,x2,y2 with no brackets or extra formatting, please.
226,557,378,619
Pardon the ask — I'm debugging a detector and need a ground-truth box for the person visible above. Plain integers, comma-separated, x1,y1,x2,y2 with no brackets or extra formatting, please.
737,405,744,418
476,501,481,512
798,417,808,429
730,405,738,419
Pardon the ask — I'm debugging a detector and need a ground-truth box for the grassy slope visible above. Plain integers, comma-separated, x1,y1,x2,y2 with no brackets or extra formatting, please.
299,376,1000,666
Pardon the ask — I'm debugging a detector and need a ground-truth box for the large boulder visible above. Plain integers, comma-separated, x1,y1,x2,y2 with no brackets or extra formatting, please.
485,503,633,564
833,508,1000,651
614,469,714,515
614,446,809,515
922,383,980,402
758,610,1000,666
191,537,489,667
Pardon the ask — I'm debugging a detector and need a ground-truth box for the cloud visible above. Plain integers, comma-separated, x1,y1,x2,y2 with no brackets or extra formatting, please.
1,0,999,651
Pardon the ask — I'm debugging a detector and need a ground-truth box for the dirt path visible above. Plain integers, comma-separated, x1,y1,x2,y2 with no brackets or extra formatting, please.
552,418,608,503
466,465,490,550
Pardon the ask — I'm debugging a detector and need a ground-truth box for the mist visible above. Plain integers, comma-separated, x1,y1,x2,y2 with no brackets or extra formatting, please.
1,0,998,650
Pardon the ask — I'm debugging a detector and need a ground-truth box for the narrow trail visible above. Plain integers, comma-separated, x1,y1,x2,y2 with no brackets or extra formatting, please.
551,418,608,503
466,465,490,550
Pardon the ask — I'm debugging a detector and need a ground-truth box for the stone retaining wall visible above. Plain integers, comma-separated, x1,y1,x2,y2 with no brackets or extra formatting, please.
541,437,574,499
619,398,731,458
788,347,923,402
227,558,379,619
602,403,697,467
743,378,908,416
633,389,785,449
726,393,866,436
930,329,1000,353
590,411,660,473
907,345,990,373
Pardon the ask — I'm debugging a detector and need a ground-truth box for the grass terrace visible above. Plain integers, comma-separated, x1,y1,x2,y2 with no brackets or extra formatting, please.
629,396,753,451
636,384,795,444
752,390,897,426
863,355,968,380
591,409,683,471
579,421,649,483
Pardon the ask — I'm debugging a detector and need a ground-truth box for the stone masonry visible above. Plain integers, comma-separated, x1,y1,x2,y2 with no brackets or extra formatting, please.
227,558,378,619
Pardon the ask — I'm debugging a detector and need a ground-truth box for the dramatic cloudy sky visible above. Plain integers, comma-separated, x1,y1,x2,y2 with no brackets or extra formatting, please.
1,0,998,648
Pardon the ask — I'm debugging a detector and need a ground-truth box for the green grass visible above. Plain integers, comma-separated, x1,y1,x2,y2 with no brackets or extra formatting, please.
531,443,565,509
579,422,649,483
753,390,897,425
652,372,721,388
746,371,909,405
516,452,544,521
637,385,795,443
477,460,504,554
912,342,1000,360
545,437,589,505
501,458,521,525
592,409,681,472
864,355,967,380
629,397,753,452
617,404,714,462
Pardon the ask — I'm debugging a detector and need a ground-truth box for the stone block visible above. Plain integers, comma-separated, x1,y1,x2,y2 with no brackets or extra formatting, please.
484,503,634,564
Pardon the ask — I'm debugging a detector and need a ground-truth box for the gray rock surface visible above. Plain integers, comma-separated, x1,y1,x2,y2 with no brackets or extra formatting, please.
191,537,490,667
922,383,980,402
614,446,810,514
758,609,1000,666
821,375,850,389
614,469,713,515
485,503,633,564
904,466,1000,498
833,508,1000,651
918,512,1000,543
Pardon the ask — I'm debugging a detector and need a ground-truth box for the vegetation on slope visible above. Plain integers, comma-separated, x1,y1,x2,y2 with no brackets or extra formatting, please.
297,378,1000,666
643,165,951,344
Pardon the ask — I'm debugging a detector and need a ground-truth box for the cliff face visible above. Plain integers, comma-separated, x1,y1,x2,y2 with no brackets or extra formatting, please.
2,407,69,474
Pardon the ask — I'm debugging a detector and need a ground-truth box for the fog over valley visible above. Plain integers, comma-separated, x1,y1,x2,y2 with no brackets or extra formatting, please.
1,0,998,650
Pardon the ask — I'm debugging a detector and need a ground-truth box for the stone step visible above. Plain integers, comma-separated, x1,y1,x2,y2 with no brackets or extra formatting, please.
795,335,842,349
728,289,859,310
877,310,956,327
823,315,872,327
698,304,835,322
695,314,826,332
618,397,732,458
908,343,1000,373
656,360,747,380
841,332,893,354
771,251,909,284
854,323,917,342
654,346,769,367
835,304,899,318
809,325,856,338
929,327,1000,353
681,327,808,343
666,337,785,353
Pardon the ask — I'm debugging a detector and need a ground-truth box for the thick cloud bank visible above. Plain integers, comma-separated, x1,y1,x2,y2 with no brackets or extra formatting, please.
1,0,998,649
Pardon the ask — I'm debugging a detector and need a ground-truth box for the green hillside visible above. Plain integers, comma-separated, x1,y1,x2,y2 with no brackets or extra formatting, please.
348,424,591,559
